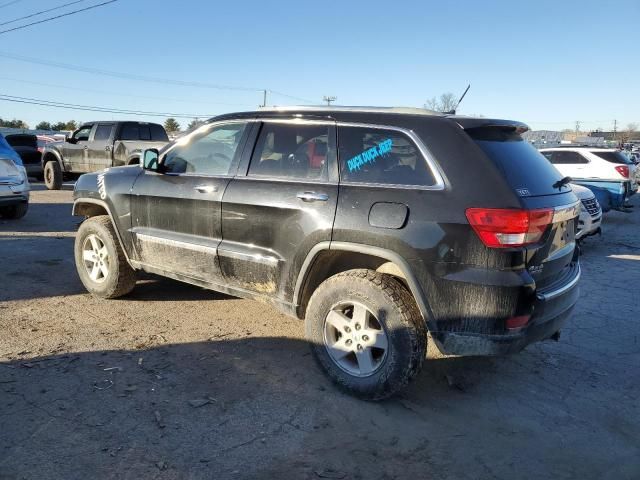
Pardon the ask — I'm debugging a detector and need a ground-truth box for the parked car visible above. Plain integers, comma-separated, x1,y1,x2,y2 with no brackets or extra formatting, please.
0,133,30,219
72,107,581,399
41,121,169,190
5,133,43,181
571,184,602,240
540,147,637,211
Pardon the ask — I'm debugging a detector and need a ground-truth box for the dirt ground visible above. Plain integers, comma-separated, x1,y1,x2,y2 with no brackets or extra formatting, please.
1,184,639,480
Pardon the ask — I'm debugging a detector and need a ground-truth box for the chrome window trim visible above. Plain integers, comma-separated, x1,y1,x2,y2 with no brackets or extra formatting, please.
335,121,447,191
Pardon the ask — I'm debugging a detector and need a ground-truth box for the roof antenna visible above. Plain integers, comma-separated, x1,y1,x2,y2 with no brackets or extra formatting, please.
448,84,470,115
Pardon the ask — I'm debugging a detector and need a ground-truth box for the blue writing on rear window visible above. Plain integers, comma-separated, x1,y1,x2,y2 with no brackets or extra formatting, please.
346,138,393,173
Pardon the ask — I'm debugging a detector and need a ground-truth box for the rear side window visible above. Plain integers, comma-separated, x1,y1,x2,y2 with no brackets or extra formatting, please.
93,124,114,141
120,123,139,141
592,150,633,165
248,122,330,181
542,150,589,164
150,124,169,141
338,126,435,186
468,128,569,196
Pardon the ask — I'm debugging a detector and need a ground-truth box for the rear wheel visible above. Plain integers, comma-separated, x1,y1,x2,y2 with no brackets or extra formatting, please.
44,161,62,190
74,215,136,298
0,202,28,219
305,269,427,400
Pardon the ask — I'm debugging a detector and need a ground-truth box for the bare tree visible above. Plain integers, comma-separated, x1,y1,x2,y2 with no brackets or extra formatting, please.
424,92,458,113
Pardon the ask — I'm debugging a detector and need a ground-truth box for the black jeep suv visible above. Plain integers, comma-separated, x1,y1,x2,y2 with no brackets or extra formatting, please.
72,107,581,399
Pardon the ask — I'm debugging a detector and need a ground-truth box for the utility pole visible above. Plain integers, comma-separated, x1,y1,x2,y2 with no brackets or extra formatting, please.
575,121,581,140
613,119,617,142
323,96,337,106
261,90,268,108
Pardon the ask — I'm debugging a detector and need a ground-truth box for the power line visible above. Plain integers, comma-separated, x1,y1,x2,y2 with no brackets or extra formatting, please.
1,0,88,27
0,0,118,35
0,93,216,119
0,1,22,9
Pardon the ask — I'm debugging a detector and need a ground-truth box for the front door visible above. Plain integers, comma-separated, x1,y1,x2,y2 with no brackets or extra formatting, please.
87,123,114,172
62,124,92,172
130,121,251,284
219,119,338,299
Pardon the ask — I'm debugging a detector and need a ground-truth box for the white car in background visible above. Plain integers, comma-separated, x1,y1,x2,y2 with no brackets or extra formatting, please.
572,184,602,240
0,133,30,219
540,147,636,211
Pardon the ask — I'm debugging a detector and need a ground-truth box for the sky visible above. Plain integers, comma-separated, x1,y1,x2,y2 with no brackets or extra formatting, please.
0,0,638,131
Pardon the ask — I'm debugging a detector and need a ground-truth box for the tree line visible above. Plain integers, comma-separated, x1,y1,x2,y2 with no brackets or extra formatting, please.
0,118,78,131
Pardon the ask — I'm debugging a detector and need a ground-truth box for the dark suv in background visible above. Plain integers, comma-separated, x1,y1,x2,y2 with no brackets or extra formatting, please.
42,121,168,189
71,107,581,399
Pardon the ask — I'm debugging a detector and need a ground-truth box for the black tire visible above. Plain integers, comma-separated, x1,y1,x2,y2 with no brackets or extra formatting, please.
0,202,28,219
305,269,427,400
44,161,63,190
74,215,136,298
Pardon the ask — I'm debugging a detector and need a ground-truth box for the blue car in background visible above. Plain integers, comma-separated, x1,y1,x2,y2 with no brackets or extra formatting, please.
0,132,30,219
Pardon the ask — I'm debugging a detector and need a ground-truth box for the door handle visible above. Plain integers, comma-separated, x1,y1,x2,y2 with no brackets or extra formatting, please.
105,145,111,151
194,185,218,194
297,191,329,202
83,146,89,150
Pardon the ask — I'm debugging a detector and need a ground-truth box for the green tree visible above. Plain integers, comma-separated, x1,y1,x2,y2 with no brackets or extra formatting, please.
187,119,203,131
36,121,52,130
0,118,28,129
64,120,78,130
51,122,66,131
164,118,181,133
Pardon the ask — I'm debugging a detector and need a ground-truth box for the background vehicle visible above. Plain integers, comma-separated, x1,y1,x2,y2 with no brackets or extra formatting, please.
41,121,169,190
0,133,30,219
572,184,602,240
72,107,581,399
540,147,636,211
5,133,43,180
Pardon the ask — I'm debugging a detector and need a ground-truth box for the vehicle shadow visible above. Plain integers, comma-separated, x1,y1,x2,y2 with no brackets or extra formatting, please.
1,335,634,480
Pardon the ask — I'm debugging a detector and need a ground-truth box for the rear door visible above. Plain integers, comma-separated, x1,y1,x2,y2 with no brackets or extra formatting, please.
219,119,338,299
469,129,579,289
87,123,114,171
130,121,251,284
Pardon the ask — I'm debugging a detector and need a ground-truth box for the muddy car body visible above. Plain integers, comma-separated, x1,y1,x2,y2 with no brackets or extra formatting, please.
72,107,581,399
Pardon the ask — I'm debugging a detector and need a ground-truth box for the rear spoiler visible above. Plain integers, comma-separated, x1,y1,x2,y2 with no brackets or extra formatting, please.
446,115,530,134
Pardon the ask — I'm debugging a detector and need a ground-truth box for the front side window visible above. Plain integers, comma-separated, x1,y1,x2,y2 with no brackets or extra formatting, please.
248,122,330,181
338,126,435,186
592,150,634,165
163,122,247,176
73,126,93,142
93,124,114,141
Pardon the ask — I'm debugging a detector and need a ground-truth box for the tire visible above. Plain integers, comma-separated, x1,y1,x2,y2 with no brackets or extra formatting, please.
305,269,427,400
44,161,63,190
0,202,28,219
74,215,136,298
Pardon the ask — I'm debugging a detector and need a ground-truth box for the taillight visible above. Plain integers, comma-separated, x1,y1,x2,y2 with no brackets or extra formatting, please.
615,165,629,178
506,315,531,330
465,208,554,248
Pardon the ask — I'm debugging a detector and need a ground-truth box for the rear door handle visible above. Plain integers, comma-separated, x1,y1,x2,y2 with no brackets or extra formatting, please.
297,191,329,202
194,185,218,194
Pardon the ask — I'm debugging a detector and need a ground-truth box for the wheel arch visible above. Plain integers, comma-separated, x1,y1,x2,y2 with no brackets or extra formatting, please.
42,150,64,170
72,198,135,268
294,241,435,328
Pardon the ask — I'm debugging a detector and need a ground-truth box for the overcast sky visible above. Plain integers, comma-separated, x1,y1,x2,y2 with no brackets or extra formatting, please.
0,0,638,131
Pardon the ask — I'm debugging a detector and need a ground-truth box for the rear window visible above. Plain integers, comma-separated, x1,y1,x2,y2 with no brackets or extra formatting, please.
150,124,168,141
467,127,570,196
592,150,634,165
120,123,168,142
5,135,37,148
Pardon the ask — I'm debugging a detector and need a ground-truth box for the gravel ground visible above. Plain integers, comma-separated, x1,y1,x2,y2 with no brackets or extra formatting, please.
1,184,639,480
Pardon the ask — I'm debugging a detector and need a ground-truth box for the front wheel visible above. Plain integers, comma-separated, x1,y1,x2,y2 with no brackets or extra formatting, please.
305,269,427,400
74,215,136,298
0,202,28,219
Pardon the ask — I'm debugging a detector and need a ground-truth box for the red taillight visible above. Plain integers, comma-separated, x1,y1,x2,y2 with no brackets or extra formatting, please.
465,208,554,248
506,315,531,330
615,165,629,178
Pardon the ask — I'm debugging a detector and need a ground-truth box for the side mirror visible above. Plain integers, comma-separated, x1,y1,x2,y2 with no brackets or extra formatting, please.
143,148,160,171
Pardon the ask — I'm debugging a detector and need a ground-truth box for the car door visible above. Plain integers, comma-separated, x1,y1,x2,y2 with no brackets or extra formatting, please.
86,123,115,172
129,120,252,284
218,118,339,299
62,124,93,172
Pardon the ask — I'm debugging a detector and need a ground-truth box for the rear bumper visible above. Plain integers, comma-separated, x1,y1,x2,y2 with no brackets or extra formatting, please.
24,163,43,176
432,263,581,356
0,193,29,206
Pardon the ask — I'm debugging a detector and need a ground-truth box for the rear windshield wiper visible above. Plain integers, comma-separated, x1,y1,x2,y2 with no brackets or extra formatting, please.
553,176,572,190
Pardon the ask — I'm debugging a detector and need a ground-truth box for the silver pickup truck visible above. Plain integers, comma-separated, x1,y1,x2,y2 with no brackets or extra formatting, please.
41,121,169,190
